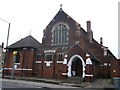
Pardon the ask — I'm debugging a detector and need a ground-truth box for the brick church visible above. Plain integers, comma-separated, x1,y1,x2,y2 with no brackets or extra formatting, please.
4,7,117,82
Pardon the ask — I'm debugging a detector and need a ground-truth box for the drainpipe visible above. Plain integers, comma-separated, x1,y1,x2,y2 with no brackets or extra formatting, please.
32,48,37,76
53,54,56,79
41,53,43,77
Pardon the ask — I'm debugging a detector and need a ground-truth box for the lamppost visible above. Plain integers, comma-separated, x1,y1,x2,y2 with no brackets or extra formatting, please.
0,18,11,78
0,18,10,48
11,51,17,80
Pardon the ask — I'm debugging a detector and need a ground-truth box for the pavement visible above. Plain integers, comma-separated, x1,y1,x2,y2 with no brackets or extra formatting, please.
82,79,114,88
2,75,114,88
2,79,79,88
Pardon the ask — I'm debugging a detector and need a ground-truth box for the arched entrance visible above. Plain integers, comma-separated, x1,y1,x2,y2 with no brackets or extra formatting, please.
71,57,83,77
67,55,85,78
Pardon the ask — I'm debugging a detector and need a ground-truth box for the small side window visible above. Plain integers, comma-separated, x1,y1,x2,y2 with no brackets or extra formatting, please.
45,54,52,61
36,54,42,61
15,52,20,63
57,53,64,61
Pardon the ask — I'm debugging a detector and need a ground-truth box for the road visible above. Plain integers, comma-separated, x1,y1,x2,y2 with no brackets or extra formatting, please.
2,81,40,88
1,79,113,90
1,79,80,90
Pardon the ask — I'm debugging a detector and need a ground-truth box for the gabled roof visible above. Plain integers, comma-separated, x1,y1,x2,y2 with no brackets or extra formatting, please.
7,35,41,49
67,44,100,62
45,8,80,30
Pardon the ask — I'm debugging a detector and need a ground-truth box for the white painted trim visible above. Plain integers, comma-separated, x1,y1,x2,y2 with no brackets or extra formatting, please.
100,64,110,66
86,54,90,57
64,55,68,58
67,54,86,78
35,61,41,63
44,61,52,66
15,63,20,65
86,58,92,65
57,61,64,63
44,61,53,63
85,74,93,77
4,68,32,71
63,58,67,64
44,50,56,53
62,73,67,75
104,63,107,66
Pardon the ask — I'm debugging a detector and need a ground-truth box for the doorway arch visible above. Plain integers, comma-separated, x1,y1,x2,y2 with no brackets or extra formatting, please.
67,54,86,78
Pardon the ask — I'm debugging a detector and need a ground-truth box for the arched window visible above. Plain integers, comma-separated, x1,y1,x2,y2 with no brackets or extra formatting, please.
15,52,20,63
52,22,69,45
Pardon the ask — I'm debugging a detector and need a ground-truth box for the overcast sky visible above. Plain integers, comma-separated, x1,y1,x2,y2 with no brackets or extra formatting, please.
0,0,119,58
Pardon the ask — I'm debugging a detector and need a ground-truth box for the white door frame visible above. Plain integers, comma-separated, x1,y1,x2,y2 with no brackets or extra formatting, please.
67,54,86,78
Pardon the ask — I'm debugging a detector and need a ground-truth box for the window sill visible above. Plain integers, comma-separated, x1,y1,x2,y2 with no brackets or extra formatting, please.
15,63,20,65
57,61,64,63
62,73,67,75
44,61,53,63
36,61,41,63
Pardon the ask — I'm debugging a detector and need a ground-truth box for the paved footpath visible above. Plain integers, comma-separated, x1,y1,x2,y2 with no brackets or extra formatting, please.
2,79,79,88
83,79,114,88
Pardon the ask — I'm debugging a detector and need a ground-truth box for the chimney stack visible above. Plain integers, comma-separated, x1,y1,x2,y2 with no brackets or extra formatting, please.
100,37,103,45
87,21,91,32
87,21,93,42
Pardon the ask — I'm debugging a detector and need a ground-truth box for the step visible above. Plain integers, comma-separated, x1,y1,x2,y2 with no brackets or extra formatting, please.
65,76,83,84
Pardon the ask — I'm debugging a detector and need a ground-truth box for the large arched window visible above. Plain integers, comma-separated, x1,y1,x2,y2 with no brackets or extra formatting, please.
52,22,69,45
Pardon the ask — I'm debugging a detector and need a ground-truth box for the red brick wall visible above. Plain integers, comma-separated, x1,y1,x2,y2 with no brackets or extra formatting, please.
4,48,35,77
111,60,120,78
93,64,99,79
42,62,54,78
98,66,111,78
55,63,67,79
33,63,42,77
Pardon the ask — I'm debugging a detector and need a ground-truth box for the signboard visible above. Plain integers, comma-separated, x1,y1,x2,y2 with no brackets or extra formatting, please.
46,62,50,66
44,50,56,53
